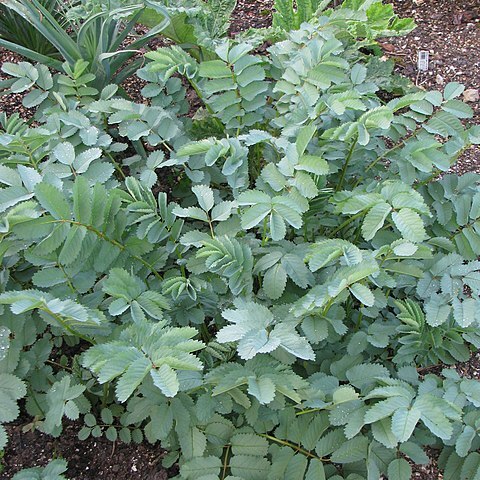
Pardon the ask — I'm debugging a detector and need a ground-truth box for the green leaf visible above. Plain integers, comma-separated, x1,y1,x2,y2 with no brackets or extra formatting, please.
391,407,421,443
263,263,287,300
305,459,326,480
362,202,392,240
392,208,427,242
230,433,269,457
444,82,465,100
330,436,369,463
199,60,231,78
387,458,412,480
229,455,271,480
35,182,70,220
247,376,276,405
53,142,75,166
296,155,329,175
180,456,222,480
192,184,215,212
456,426,476,458
349,283,375,307
151,364,180,398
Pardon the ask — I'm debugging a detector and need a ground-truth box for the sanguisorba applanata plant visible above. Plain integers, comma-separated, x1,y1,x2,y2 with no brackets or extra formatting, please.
1,1,480,478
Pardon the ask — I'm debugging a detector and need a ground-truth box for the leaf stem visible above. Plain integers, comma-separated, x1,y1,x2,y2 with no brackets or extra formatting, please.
335,137,358,192
259,434,329,461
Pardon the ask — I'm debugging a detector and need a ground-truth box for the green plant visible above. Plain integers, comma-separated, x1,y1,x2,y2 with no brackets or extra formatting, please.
1,7,480,480
0,0,71,59
0,0,170,89
273,0,415,38
11,459,68,479
137,0,238,60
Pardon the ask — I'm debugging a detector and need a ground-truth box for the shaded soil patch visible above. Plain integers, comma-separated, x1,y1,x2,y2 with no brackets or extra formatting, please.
1,421,176,480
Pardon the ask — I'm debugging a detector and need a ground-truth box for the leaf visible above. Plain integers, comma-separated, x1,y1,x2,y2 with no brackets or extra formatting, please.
229,455,271,480
362,202,392,240
392,208,427,242
391,407,421,443
0,425,8,450
151,364,180,398
247,376,276,405
263,263,287,299
364,396,410,424
305,459,326,480
0,373,26,423
230,433,269,457
349,283,375,307
330,436,368,463
192,184,215,212
73,148,102,173
456,426,476,458
35,182,70,220
296,155,329,175
444,82,465,100
53,142,75,166
387,458,412,480
180,456,222,480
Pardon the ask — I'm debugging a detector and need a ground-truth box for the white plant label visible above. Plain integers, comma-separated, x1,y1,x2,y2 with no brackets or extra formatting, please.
418,51,429,71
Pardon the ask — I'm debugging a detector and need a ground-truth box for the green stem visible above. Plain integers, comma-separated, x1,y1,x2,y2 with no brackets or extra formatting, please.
261,217,269,246
51,219,163,281
39,307,95,345
330,211,364,237
335,137,358,193
105,151,126,179
188,78,225,132
259,434,328,461
221,444,231,480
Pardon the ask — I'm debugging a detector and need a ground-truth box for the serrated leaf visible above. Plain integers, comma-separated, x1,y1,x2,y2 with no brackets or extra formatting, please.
362,202,392,240
35,183,70,220
53,142,75,166
387,458,412,480
151,364,180,398
330,435,368,463
263,263,287,299
349,283,375,307
391,407,421,443
392,208,427,242
247,376,275,405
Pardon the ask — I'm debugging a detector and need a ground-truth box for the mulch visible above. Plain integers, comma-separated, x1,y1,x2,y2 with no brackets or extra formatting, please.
1,1,480,479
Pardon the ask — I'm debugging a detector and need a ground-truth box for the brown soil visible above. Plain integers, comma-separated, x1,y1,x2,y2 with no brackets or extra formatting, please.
1,421,177,480
383,0,480,174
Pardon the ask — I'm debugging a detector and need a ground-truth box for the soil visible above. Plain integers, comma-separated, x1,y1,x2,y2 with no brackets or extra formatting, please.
1,1,480,479
1,421,177,480
382,0,480,174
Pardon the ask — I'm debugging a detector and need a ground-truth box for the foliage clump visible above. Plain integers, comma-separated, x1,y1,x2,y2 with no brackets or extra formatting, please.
1,0,480,479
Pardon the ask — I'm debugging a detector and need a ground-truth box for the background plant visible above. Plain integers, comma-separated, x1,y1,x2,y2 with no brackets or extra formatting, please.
0,0,170,89
1,2,480,480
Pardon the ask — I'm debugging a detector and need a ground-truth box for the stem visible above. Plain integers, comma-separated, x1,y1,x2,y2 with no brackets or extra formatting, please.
46,360,73,372
330,211,364,237
39,308,95,345
208,219,215,238
353,124,427,188
261,217,269,246
335,137,358,192
51,219,162,281
105,151,126,179
259,434,328,461
221,444,231,480
187,78,224,132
